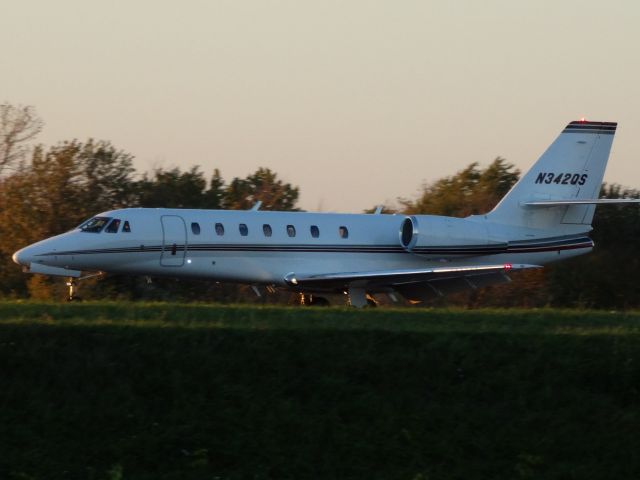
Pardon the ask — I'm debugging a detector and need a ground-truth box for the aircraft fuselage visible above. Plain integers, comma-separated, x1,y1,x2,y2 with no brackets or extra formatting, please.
14,208,592,289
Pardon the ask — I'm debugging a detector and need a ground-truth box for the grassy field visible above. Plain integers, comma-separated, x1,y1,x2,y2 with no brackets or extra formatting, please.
1,302,640,480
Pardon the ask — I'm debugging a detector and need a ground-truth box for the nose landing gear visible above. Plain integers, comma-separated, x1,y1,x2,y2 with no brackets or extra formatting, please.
65,272,104,301
66,279,80,302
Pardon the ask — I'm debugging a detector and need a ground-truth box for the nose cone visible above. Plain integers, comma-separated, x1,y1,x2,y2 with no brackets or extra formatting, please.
12,247,32,266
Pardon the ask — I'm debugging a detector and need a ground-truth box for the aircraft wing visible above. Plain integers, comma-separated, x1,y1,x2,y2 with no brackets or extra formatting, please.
285,263,540,291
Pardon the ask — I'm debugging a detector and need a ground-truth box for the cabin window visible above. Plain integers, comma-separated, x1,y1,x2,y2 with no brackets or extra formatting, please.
215,223,225,236
263,224,272,237
79,216,111,233
239,223,248,236
105,218,121,233
122,221,131,233
286,225,296,237
191,222,201,235
339,226,349,239
310,225,320,238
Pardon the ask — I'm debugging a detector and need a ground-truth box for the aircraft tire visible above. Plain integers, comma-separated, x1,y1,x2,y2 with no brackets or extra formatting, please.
309,296,330,307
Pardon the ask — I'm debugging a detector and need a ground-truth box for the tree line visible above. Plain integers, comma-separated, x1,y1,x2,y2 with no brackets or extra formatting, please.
0,103,638,307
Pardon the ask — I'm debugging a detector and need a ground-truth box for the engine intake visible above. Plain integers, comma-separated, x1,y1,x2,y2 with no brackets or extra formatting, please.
400,216,417,249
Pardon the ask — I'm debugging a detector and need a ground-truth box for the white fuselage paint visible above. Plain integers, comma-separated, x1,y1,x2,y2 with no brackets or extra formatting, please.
13,207,591,289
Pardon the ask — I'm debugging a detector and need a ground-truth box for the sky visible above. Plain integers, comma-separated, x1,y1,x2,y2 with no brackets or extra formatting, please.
2,0,640,212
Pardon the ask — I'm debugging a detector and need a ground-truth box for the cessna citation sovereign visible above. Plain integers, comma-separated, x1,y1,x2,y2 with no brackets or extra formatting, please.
12,120,640,306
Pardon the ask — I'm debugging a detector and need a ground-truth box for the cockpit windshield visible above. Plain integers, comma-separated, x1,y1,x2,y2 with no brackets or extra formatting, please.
105,218,121,233
78,216,112,233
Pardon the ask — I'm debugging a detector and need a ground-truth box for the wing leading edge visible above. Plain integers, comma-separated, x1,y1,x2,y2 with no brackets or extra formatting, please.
284,263,540,293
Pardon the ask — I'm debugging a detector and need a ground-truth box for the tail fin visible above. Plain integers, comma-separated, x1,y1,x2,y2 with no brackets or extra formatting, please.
487,120,617,229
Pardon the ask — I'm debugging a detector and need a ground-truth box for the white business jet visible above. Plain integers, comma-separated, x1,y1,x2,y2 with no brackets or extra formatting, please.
12,120,640,306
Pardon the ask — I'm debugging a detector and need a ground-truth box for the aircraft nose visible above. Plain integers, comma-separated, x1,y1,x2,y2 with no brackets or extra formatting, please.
12,247,30,266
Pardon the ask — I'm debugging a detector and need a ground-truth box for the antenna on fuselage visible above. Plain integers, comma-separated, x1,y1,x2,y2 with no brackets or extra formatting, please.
250,201,262,211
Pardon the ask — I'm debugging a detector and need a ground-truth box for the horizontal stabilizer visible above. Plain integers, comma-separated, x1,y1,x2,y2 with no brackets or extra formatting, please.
524,199,640,207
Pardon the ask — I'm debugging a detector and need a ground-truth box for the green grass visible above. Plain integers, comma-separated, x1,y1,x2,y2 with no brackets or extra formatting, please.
1,302,640,480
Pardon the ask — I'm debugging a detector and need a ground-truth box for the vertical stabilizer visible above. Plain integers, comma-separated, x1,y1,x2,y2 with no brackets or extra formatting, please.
487,120,617,229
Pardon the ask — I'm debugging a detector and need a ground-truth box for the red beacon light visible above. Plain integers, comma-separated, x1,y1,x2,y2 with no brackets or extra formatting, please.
504,263,513,271
579,117,587,123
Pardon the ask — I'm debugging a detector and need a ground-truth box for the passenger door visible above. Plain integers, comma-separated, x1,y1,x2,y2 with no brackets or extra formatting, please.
160,215,187,267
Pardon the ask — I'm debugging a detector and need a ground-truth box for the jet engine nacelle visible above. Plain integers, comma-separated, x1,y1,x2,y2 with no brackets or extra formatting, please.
400,215,502,253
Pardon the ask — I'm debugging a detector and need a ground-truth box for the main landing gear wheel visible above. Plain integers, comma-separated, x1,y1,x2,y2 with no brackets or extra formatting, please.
309,296,330,307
